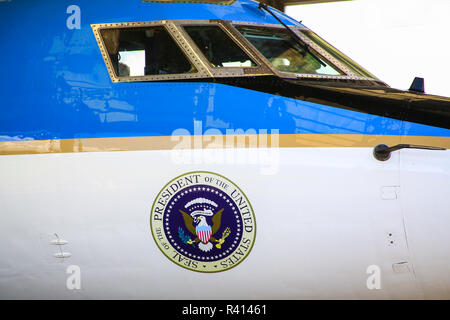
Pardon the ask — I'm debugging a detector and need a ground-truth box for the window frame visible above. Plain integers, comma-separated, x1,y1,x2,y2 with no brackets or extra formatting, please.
232,21,379,81
92,19,381,83
91,21,212,83
175,19,272,78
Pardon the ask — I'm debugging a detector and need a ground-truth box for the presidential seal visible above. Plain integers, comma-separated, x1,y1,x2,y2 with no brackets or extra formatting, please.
150,171,256,273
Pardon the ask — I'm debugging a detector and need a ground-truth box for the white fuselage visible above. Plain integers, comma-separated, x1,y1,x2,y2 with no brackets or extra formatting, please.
0,147,449,299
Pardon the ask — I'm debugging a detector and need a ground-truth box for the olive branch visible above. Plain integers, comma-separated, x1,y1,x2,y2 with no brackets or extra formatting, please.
178,227,195,247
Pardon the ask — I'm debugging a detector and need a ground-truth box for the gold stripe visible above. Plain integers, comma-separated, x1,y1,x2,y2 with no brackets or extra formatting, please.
0,134,448,155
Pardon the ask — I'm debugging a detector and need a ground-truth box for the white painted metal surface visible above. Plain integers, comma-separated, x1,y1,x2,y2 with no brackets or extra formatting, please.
1,148,447,299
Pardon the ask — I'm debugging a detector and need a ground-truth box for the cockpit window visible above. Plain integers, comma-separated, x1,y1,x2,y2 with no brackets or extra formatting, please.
184,26,256,68
93,20,379,83
235,26,344,76
100,26,196,77
299,30,376,79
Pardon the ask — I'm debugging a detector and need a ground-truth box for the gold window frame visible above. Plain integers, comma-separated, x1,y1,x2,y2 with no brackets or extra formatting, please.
92,19,275,83
174,19,273,77
232,21,380,81
91,21,212,83
92,19,381,83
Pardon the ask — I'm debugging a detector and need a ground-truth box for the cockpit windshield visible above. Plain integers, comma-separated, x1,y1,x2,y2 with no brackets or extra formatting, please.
235,26,344,76
298,29,376,79
93,20,379,83
184,25,256,68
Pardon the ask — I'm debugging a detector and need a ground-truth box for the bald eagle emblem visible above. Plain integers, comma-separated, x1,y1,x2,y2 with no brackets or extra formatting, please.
150,171,256,273
179,197,228,252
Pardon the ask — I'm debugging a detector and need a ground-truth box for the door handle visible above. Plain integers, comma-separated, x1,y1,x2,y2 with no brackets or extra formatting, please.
373,144,446,161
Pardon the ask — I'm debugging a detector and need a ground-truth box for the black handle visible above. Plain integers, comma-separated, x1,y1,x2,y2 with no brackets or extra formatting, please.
373,144,446,161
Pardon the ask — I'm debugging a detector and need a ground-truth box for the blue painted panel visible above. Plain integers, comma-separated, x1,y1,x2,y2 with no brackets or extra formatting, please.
0,0,448,142
0,80,408,141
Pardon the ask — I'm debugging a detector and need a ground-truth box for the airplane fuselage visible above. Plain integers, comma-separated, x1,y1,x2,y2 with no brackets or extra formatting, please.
0,0,449,299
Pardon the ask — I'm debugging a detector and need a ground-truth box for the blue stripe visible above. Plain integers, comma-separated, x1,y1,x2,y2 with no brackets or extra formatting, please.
0,82,449,142
0,1,448,142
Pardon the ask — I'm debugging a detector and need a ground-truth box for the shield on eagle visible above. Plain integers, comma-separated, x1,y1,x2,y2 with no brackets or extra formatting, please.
196,225,212,243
